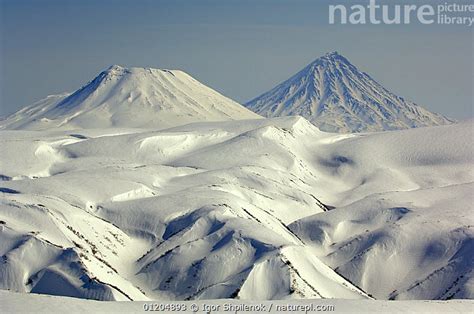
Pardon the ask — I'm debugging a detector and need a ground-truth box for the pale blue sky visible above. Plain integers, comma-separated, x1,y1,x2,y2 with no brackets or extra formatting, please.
1,0,473,119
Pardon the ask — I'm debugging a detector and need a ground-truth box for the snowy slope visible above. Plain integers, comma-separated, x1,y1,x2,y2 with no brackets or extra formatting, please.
0,65,261,131
2,290,473,314
289,121,474,300
0,117,472,301
245,52,453,133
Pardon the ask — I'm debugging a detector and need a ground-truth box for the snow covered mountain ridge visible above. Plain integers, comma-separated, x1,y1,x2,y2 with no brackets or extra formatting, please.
245,52,454,133
0,118,472,301
0,65,261,131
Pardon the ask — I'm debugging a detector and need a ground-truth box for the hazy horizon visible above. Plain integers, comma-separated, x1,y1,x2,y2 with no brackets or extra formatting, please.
1,0,473,120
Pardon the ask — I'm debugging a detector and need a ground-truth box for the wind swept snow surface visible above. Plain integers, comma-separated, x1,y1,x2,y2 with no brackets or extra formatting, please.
0,117,472,301
0,65,261,131
245,52,453,133
1,290,473,314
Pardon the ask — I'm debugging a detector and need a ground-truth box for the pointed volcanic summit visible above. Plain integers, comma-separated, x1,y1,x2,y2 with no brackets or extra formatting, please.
245,52,453,133
1,65,261,130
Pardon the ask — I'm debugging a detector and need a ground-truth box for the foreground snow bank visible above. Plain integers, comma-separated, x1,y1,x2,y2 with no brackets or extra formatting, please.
1,290,473,314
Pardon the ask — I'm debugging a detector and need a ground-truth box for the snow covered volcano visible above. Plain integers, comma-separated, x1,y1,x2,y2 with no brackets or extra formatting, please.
0,65,261,130
245,52,453,133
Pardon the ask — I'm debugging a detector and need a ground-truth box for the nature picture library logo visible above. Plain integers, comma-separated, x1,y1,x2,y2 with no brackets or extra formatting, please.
329,0,474,26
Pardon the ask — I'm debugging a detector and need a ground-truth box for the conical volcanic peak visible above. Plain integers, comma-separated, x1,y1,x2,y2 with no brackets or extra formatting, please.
1,66,261,131
245,52,453,133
